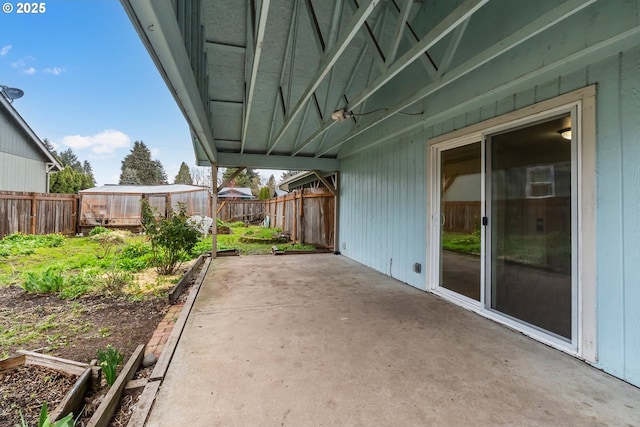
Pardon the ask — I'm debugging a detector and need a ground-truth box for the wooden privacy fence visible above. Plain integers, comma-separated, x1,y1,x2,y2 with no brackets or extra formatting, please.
0,191,78,239
217,188,335,249
216,200,265,223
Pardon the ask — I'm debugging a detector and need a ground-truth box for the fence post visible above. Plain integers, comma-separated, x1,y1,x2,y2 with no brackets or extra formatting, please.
30,192,37,235
72,195,78,235
299,190,305,244
212,163,218,259
292,193,298,243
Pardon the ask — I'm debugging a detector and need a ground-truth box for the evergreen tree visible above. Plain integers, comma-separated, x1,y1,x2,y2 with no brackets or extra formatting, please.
46,145,95,191
279,170,299,183
174,162,193,184
220,168,263,195
42,138,59,161
58,148,82,171
258,186,271,200
49,166,92,193
82,161,96,187
120,168,139,185
155,160,168,184
267,174,276,196
119,141,167,185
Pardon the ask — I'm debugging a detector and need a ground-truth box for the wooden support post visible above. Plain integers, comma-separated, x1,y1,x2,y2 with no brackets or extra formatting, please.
293,193,298,243
30,192,37,235
212,163,218,259
166,193,172,218
333,172,340,254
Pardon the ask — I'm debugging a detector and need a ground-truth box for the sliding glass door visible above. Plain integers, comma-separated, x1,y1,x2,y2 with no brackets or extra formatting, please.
432,112,576,343
436,141,482,303
487,115,574,340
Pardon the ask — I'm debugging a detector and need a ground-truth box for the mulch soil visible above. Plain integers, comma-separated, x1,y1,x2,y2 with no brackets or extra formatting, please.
0,286,171,426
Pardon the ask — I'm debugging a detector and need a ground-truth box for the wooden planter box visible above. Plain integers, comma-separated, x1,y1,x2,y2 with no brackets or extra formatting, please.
0,351,99,422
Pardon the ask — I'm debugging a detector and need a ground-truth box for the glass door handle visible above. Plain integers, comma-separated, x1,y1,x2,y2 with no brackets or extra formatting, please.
440,213,446,226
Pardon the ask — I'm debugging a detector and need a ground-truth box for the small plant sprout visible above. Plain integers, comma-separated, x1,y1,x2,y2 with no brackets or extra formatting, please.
97,345,124,387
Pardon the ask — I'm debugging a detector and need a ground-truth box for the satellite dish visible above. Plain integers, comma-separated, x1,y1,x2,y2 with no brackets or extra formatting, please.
1,86,24,101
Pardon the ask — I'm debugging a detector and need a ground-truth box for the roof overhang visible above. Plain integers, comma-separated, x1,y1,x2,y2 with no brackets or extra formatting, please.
119,0,638,172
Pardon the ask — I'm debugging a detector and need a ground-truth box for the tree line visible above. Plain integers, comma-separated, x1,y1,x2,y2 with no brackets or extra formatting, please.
46,139,298,198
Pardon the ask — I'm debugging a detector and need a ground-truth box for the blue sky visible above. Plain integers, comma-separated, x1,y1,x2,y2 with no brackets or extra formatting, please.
0,1,280,186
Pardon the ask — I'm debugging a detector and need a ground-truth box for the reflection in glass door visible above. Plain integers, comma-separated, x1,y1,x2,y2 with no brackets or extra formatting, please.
488,116,573,340
439,142,482,301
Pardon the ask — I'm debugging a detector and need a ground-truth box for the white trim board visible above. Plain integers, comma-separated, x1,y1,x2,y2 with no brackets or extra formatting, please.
426,85,597,363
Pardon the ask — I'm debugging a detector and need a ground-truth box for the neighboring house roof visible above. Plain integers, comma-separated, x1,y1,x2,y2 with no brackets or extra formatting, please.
218,187,255,199
279,171,336,191
274,189,288,197
80,184,209,194
0,93,61,171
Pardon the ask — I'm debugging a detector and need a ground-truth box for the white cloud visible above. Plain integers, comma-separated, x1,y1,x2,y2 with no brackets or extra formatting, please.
23,67,36,75
150,148,160,158
0,45,11,56
62,129,131,155
43,67,66,75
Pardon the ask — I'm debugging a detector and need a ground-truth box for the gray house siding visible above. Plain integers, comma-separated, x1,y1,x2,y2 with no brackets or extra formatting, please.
0,152,48,193
0,106,45,161
339,27,640,389
0,99,57,193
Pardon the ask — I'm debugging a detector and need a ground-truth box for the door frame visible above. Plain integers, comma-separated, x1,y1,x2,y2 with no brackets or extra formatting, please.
426,86,597,362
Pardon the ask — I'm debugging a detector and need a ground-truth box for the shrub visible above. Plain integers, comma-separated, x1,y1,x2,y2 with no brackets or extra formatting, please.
148,204,200,275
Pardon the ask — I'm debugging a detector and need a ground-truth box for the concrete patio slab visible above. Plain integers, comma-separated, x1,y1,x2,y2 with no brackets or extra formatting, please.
146,254,639,426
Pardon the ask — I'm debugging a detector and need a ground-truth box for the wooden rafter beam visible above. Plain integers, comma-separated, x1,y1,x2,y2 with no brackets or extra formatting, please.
293,16,384,156
349,0,386,71
303,0,326,53
437,16,470,78
241,0,271,153
325,0,600,158
267,0,300,144
267,0,382,155
312,170,337,196
386,0,414,65
346,0,489,111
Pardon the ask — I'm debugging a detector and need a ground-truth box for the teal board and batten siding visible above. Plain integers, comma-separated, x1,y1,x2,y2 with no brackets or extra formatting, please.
338,10,640,388
0,104,49,193
340,137,426,289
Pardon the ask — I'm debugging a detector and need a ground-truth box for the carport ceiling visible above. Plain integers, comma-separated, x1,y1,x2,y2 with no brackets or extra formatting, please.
120,0,600,170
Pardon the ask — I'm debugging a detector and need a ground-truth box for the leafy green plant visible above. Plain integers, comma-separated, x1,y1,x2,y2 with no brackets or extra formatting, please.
59,270,98,299
88,226,110,236
0,233,64,257
117,242,153,271
97,345,124,387
147,203,200,275
21,267,66,294
18,402,75,427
